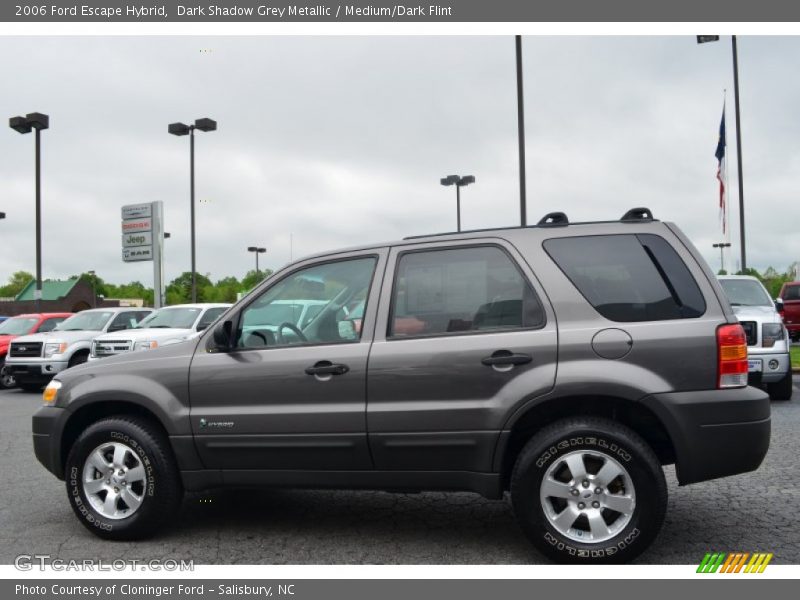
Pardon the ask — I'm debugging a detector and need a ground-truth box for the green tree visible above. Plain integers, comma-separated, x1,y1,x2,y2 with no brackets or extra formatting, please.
241,269,272,292
0,270,34,297
167,271,214,303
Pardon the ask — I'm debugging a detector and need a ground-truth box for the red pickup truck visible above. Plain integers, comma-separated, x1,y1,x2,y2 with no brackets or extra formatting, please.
0,313,72,388
779,282,800,342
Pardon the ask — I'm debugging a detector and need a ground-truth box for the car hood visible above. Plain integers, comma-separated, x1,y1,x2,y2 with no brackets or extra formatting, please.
93,327,195,343
9,330,101,344
731,305,781,322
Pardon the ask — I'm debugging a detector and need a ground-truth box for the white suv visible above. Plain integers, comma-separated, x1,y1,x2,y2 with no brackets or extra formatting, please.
718,275,792,400
90,303,231,360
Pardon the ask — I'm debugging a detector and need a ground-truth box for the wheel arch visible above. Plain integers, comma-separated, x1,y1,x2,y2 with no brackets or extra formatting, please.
496,394,676,489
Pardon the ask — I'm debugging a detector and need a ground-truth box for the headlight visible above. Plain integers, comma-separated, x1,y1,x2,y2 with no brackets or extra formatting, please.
762,323,784,348
44,342,68,358
133,340,158,351
42,380,62,406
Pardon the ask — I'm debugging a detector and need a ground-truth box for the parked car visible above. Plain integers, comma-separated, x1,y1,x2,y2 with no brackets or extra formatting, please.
90,303,231,360
32,208,770,564
0,313,72,389
0,316,9,324
718,276,792,401
5,307,152,391
778,281,800,342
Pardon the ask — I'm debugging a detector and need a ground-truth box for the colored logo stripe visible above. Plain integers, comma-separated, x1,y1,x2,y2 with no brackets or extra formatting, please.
697,552,773,573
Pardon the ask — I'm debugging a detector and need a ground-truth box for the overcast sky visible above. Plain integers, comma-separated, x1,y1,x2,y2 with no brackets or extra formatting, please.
0,35,798,288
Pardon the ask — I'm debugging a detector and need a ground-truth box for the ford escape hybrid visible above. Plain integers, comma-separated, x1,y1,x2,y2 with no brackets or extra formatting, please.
32,208,770,563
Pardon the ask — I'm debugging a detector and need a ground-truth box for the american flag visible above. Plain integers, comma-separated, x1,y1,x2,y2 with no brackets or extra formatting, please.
715,106,727,233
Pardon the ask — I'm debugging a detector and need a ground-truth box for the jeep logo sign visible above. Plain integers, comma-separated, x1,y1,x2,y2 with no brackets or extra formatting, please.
122,231,152,248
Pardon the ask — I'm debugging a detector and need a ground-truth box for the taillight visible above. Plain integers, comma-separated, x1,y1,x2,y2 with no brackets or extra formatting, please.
717,323,748,388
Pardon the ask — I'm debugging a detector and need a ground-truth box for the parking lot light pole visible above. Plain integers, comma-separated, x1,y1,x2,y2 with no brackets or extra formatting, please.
88,270,97,308
440,175,476,232
713,242,731,273
247,246,266,274
168,118,217,303
9,112,49,312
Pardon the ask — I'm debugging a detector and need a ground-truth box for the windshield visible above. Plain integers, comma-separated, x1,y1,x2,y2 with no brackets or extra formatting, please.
136,307,201,329
719,279,772,307
0,317,38,336
54,311,114,331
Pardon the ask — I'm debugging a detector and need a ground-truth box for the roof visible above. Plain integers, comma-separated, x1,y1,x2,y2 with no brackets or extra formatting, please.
717,275,760,281
15,279,80,301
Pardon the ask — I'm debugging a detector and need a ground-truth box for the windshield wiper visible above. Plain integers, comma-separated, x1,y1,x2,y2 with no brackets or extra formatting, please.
148,325,174,328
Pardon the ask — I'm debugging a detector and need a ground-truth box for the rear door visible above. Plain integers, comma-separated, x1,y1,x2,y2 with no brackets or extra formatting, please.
366,239,558,472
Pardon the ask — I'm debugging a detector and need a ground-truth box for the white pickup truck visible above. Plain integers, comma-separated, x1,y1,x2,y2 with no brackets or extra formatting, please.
4,307,153,391
718,275,792,401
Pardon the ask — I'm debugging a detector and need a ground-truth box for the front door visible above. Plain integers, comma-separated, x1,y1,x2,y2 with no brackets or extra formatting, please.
189,250,386,471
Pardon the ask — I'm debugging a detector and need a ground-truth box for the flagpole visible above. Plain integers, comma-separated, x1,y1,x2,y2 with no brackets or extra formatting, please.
723,89,731,273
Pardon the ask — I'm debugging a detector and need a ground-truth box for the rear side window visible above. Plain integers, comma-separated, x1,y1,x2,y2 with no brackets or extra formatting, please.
389,245,544,338
544,234,706,322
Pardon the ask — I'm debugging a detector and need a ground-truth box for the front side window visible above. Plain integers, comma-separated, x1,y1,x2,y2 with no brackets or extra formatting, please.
54,311,114,331
389,246,543,338
109,312,143,331
37,317,66,333
238,256,377,348
544,234,706,322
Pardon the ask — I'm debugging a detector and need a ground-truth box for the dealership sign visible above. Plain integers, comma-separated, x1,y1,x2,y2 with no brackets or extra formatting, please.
121,201,165,308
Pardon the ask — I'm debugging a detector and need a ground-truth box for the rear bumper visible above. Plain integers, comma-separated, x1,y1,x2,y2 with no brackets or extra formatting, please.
641,386,770,485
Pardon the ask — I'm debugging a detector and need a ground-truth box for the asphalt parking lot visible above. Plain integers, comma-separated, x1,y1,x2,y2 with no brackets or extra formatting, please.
1,381,798,565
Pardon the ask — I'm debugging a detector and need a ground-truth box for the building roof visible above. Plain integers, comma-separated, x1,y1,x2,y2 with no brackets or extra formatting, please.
15,279,80,301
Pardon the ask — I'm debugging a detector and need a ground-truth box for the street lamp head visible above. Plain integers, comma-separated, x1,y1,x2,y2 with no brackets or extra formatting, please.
88,270,95,275
697,35,720,44
440,175,460,186
9,115,32,134
26,112,49,130
164,232,171,239
0,212,5,220
194,118,217,132
168,122,191,136
257,247,266,254
457,175,476,187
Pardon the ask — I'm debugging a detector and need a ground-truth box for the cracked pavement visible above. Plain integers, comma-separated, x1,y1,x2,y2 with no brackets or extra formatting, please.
1,381,798,565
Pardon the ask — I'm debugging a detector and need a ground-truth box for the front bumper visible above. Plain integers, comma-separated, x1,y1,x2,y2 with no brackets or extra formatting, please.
641,385,770,485
746,351,790,384
32,405,71,479
4,359,68,383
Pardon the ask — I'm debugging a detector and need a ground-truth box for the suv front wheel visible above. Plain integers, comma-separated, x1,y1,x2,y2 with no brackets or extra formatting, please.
65,416,183,540
511,417,667,563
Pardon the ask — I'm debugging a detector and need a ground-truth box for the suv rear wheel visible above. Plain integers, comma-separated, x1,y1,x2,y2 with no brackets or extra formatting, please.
64,416,183,540
511,417,667,563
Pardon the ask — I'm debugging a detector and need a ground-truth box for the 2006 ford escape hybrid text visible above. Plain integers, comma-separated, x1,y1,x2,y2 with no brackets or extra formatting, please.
31,208,770,563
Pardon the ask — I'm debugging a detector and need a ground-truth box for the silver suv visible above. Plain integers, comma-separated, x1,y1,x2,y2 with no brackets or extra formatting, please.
718,275,792,401
31,208,770,563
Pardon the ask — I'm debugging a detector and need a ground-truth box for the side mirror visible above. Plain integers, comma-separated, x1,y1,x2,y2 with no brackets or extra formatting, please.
197,323,209,332
775,298,785,316
212,320,234,352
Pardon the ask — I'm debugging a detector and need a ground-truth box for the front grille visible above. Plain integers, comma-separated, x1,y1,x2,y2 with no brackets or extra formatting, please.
9,342,42,357
739,321,757,347
92,339,133,357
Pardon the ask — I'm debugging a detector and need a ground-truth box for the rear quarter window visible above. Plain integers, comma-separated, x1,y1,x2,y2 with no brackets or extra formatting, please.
543,233,706,322
783,285,800,301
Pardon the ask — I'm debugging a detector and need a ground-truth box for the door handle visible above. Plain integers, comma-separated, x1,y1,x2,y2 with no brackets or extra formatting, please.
305,361,350,376
481,350,532,367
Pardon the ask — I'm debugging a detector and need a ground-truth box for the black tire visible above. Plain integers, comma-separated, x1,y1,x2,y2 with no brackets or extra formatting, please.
64,416,183,540
0,359,16,389
18,382,43,392
68,351,89,368
767,371,793,401
510,417,667,564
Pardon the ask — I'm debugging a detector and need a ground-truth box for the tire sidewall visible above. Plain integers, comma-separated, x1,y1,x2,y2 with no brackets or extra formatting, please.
66,420,164,537
512,422,665,563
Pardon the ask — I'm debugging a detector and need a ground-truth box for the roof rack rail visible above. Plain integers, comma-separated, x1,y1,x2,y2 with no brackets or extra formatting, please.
620,207,654,222
537,212,569,227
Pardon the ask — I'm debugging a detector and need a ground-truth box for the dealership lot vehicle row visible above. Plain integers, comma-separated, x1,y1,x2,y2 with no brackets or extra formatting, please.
1,382,797,564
